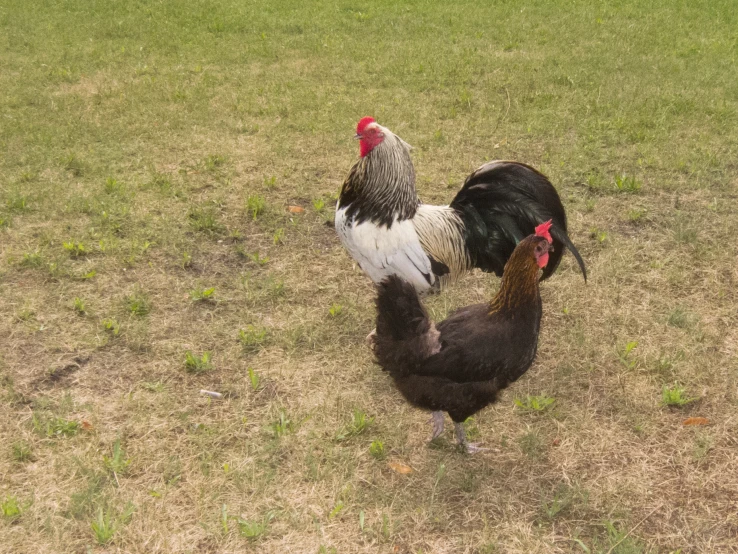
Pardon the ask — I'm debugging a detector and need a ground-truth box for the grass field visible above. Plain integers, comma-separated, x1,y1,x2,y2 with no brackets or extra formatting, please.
1,0,738,552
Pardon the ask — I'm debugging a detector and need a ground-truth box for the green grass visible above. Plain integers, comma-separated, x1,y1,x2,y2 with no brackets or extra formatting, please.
1,0,737,552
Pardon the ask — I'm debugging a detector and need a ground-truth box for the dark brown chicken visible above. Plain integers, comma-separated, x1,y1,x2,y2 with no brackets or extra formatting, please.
373,221,554,453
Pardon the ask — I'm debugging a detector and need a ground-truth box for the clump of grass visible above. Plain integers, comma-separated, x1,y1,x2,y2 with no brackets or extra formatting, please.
335,409,374,441
272,228,284,245
613,174,641,193
103,439,131,476
5,193,29,212
72,297,87,315
104,177,124,194
62,153,86,176
263,175,277,190
188,206,223,234
668,306,695,329
246,195,266,220
627,208,647,223
11,441,34,462
238,512,274,541
204,154,225,172
63,241,88,258
101,318,121,336
143,172,173,195
239,325,269,353
189,286,216,302
589,227,608,243
184,351,212,373
661,384,695,407
518,431,545,459
32,413,79,438
20,250,44,268
618,340,638,370
674,223,698,244
125,289,151,317
269,411,293,438
91,508,116,544
328,303,343,317
514,395,556,413
369,440,386,459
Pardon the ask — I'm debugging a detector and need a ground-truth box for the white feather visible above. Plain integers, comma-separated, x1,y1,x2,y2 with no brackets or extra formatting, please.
336,206,434,293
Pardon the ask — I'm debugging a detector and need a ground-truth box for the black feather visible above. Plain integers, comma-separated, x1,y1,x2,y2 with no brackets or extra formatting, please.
450,161,587,281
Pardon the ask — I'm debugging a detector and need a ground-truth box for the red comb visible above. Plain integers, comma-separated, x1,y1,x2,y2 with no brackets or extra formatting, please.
356,116,376,134
535,220,553,242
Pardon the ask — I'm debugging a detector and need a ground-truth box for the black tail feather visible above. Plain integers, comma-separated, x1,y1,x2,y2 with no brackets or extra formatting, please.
375,276,440,375
450,161,586,281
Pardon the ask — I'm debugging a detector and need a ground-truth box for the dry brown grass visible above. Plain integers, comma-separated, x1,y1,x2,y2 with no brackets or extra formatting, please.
2,0,738,553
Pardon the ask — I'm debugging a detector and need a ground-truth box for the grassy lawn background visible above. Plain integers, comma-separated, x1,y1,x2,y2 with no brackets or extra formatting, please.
1,0,737,552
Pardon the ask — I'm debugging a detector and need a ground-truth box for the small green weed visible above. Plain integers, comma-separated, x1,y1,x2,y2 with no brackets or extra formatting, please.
91,507,116,545
20,250,44,268
312,198,325,212
328,303,343,317
33,413,79,438
618,341,638,370
204,154,225,171
627,208,647,223
269,411,293,438
6,193,29,212
668,306,694,329
238,325,269,353
614,174,641,193
244,251,269,266
272,228,285,245
661,384,695,407
589,228,608,243
336,409,374,441
246,195,266,220
189,286,216,302
369,440,386,459
518,431,545,459
103,439,132,476
237,512,274,541
125,290,151,317
63,153,86,176
184,351,212,373
72,297,87,315
248,367,260,390
101,318,121,336
1,496,22,519
263,175,277,189
104,177,124,194
11,441,34,462
188,207,223,234
514,395,556,413
63,241,88,258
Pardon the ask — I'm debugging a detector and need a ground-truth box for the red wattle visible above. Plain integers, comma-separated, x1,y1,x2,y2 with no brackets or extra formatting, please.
537,252,549,268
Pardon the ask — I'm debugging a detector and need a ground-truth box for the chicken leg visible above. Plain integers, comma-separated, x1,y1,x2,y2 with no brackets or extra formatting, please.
453,422,487,454
429,411,444,440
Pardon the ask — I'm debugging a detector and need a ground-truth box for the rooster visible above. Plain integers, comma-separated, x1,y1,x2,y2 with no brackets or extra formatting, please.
335,117,586,293
373,222,554,453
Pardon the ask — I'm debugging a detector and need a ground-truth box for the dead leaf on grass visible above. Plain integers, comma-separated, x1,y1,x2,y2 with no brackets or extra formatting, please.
387,461,413,474
683,417,710,426
287,206,305,213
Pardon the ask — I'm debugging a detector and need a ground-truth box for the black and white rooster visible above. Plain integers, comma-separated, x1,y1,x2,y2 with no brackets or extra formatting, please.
335,117,586,293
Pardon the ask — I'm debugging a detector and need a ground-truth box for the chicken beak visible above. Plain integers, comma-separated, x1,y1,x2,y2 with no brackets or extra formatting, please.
354,133,362,140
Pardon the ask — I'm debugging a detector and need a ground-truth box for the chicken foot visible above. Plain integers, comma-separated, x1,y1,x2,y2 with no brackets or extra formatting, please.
454,422,488,454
